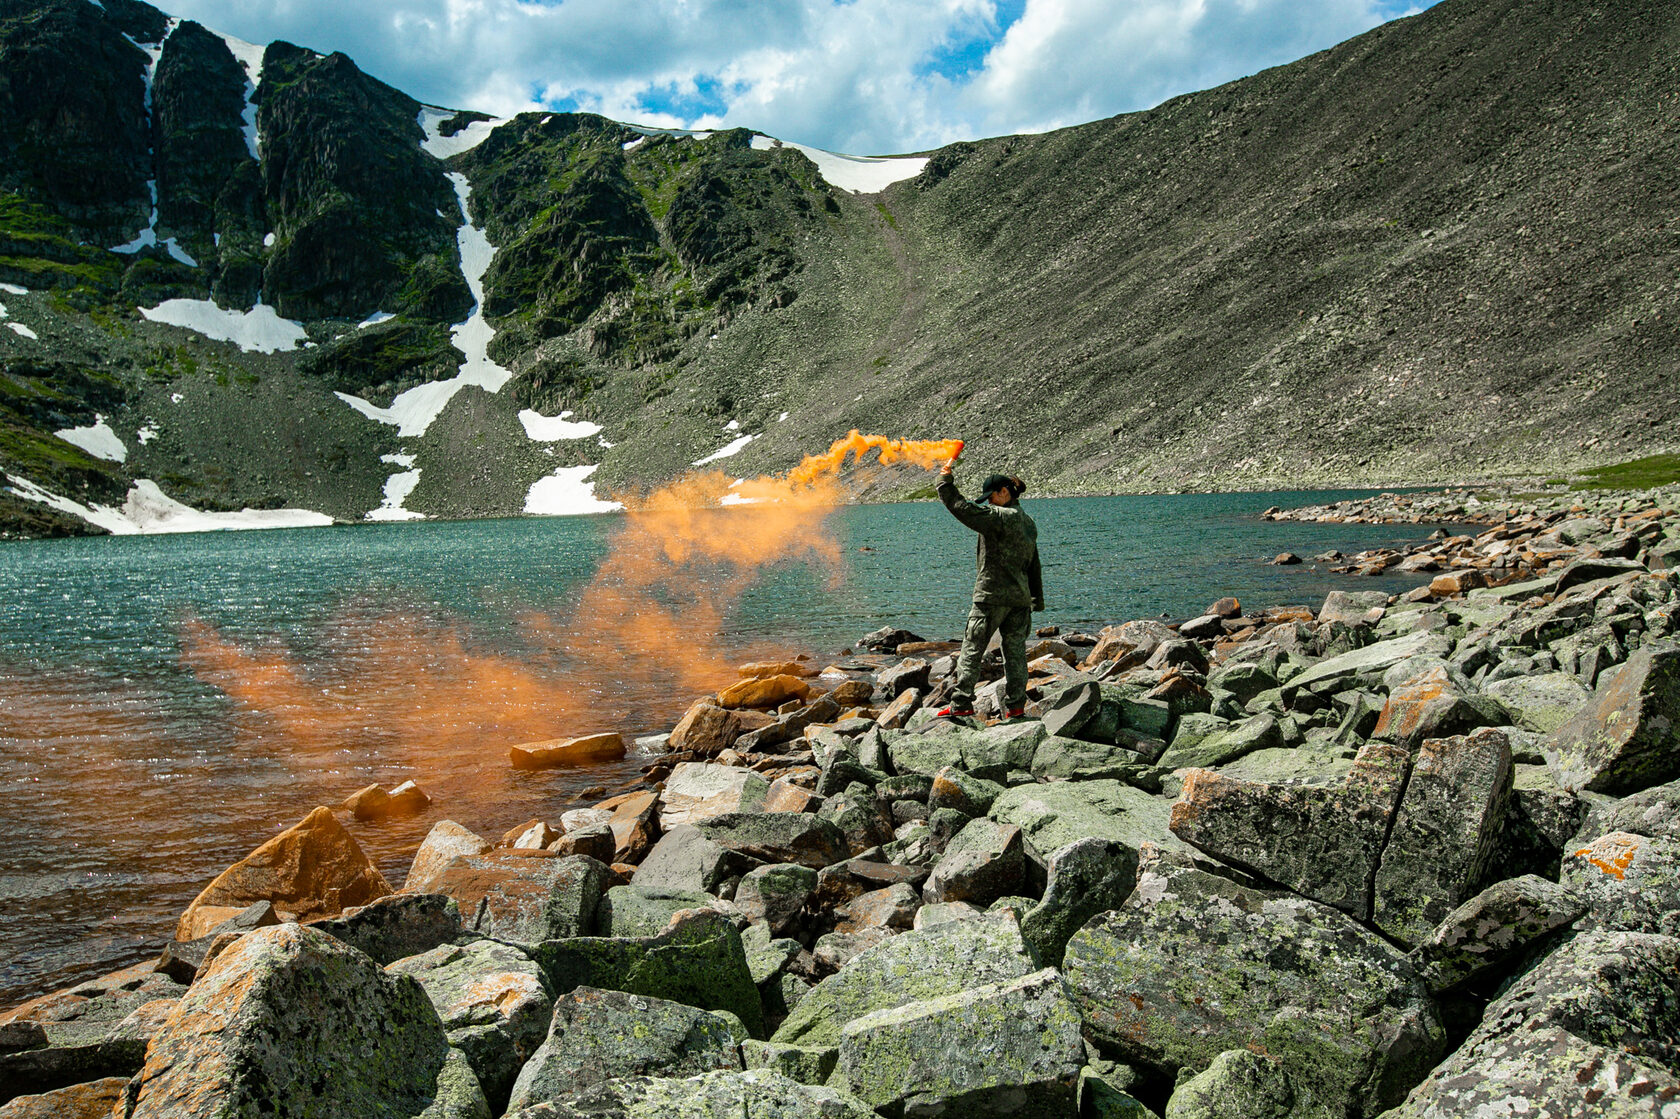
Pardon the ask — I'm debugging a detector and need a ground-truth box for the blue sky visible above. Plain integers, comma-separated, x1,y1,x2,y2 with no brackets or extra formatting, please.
160,0,1440,156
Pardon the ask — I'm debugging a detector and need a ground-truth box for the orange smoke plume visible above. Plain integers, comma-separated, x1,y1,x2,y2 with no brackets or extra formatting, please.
182,431,960,756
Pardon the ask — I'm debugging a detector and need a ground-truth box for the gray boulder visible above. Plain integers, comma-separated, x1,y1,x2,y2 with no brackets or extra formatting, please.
740,1039,838,1085
1547,639,1680,794
1409,874,1587,993
837,968,1085,1117
1382,931,1680,1117
1562,831,1680,937
1063,851,1446,1119
1020,837,1139,968
534,909,765,1038
1169,742,1411,919
929,765,1006,816
596,884,719,937
116,924,455,1119
308,892,463,966
922,818,1028,907
735,863,819,936
420,852,607,945
771,912,1038,1047
1279,632,1454,704
504,987,744,1112
631,825,749,894
1372,728,1515,947
387,938,553,1111
1576,776,1680,842
696,812,849,870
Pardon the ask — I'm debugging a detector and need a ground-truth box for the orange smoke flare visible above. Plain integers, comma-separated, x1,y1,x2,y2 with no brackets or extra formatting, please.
181,431,962,756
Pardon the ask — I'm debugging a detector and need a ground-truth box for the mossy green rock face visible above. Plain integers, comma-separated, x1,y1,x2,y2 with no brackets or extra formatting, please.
1382,931,1680,1117
990,779,1183,857
1409,874,1587,993
119,924,449,1118
1163,1048,1304,1119
1562,831,1680,937
386,938,553,1111
1372,728,1515,948
1484,671,1592,734
734,863,819,936
505,986,745,1112
1156,713,1281,771
1062,854,1446,1119
0,0,151,237
740,1039,838,1085
960,721,1050,783
505,1068,876,1118
1020,837,1139,968
534,909,765,1038
771,912,1037,1048
418,1048,492,1119
837,967,1085,1116
1546,639,1680,795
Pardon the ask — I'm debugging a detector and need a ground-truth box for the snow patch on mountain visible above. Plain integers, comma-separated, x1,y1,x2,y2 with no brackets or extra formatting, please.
519,409,603,441
54,415,127,463
216,31,266,159
140,299,308,352
419,107,504,159
3,474,332,535
749,134,926,194
336,174,513,438
525,464,622,516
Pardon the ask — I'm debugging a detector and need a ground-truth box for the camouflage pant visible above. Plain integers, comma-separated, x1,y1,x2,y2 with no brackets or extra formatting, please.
952,603,1033,709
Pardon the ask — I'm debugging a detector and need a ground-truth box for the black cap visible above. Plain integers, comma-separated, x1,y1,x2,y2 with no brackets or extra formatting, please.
977,474,1022,500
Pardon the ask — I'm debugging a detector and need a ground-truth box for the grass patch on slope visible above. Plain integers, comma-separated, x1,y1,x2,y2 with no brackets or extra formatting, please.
1572,453,1680,491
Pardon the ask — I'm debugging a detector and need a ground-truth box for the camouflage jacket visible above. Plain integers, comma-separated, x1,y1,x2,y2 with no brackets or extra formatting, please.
937,474,1044,609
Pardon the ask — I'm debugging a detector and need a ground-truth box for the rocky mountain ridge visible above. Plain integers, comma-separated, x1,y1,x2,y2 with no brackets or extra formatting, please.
0,0,1676,537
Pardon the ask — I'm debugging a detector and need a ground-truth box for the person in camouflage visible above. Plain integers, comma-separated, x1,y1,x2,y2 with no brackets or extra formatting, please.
935,462,1044,719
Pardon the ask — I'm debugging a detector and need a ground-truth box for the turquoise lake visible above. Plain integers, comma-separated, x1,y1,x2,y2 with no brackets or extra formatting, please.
0,489,1450,1005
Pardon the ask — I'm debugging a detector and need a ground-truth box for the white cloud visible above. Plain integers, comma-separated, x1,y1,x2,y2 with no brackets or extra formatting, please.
160,0,1429,155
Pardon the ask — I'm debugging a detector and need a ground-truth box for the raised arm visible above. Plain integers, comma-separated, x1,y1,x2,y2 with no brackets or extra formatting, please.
936,471,1003,533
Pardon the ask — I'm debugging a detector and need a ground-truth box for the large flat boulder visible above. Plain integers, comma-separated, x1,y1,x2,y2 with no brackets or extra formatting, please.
1484,670,1592,734
306,892,463,966
387,938,553,1111
836,968,1085,1116
595,884,720,937
990,779,1182,857
770,913,1037,1048
1382,931,1680,1117
1278,632,1453,705
1169,743,1411,919
693,812,849,870
504,1069,875,1118
1546,639,1680,794
175,806,392,939
1063,851,1446,1119
504,986,744,1113
117,924,456,1119
1576,776,1680,842
1372,728,1514,947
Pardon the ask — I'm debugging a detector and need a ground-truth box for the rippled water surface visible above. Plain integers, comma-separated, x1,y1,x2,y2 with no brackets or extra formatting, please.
0,489,1447,1006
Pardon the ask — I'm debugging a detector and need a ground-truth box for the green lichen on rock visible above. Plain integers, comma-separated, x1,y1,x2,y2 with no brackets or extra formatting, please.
298,319,464,405
1063,852,1446,1119
771,912,1037,1048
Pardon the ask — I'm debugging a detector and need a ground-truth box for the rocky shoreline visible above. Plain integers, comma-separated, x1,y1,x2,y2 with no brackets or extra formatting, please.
2,487,1678,1117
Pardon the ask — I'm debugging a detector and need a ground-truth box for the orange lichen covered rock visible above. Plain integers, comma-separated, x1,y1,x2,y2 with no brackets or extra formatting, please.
717,674,811,710
175,807,392,940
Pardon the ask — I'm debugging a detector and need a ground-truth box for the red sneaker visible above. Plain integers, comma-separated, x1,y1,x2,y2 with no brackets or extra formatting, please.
1005,707,1025,719
935,705,974,718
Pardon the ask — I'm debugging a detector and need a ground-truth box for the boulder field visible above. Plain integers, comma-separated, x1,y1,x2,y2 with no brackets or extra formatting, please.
2,486,1679,1117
